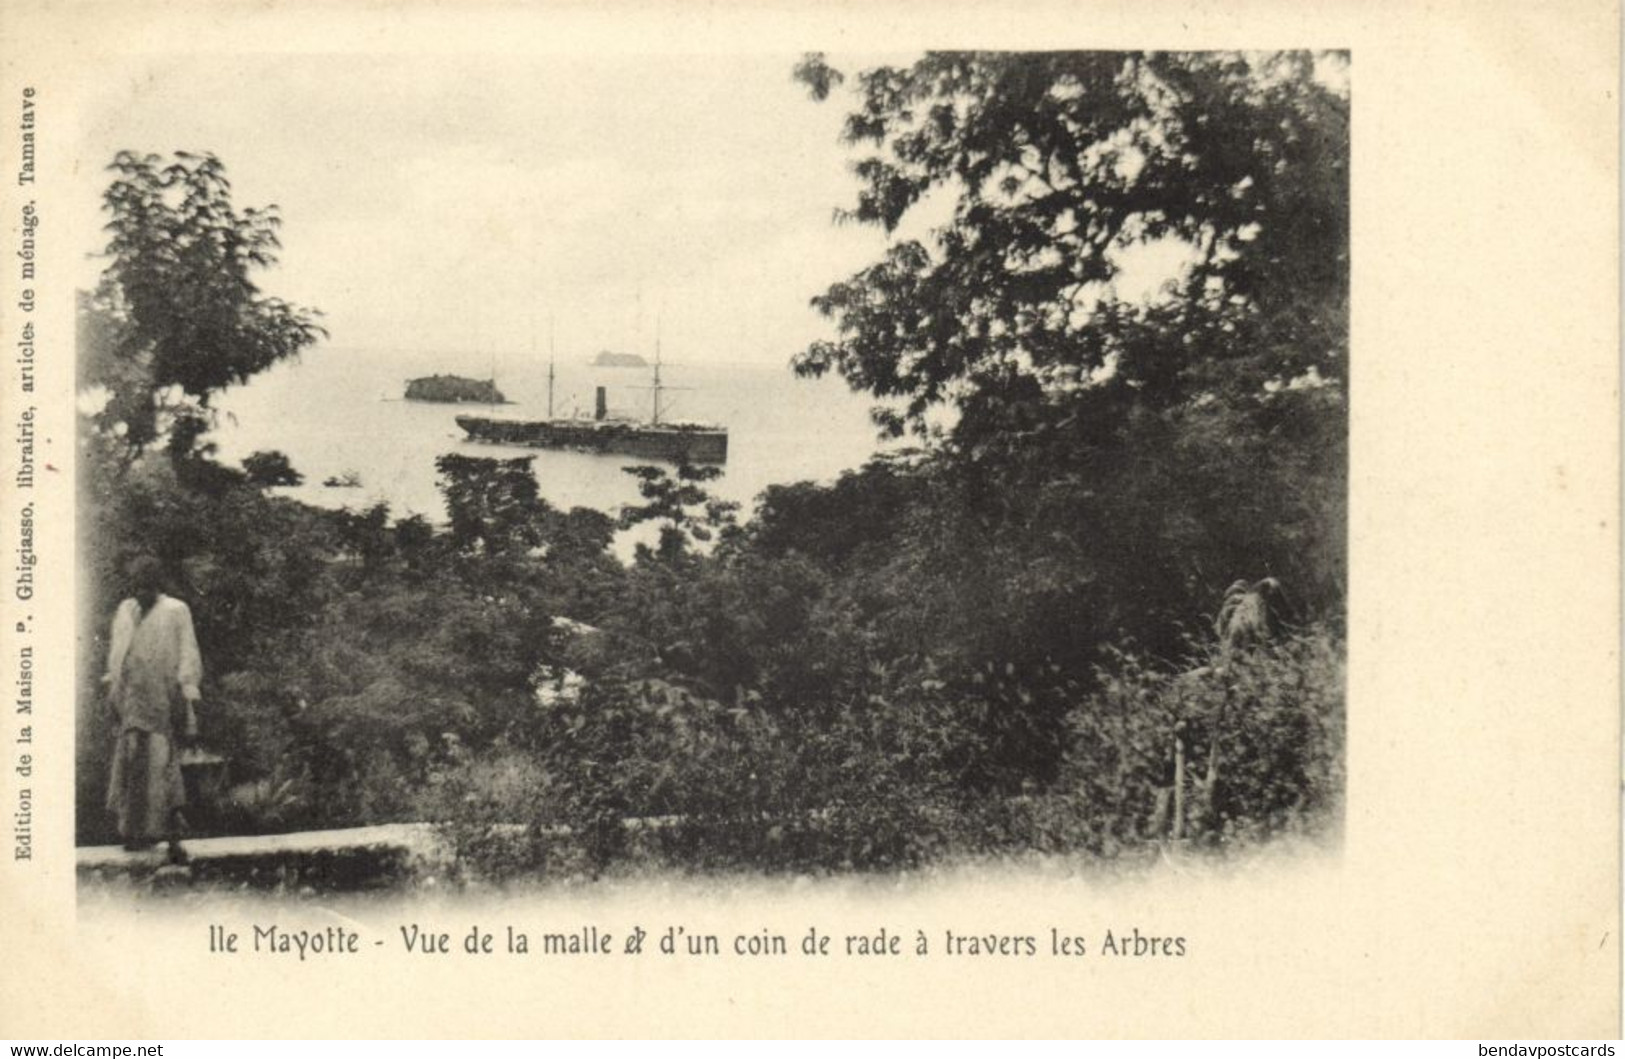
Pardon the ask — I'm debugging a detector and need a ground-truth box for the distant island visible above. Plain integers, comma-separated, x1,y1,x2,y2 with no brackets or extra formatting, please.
592,350,648,368
404,374,507,403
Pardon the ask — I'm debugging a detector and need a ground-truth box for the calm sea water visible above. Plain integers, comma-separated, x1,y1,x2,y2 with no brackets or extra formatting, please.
209,345,890,526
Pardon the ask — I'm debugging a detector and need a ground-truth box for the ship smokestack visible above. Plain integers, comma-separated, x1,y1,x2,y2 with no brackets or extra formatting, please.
595,386,607,421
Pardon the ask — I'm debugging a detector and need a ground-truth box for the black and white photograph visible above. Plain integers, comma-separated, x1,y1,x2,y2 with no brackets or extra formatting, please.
70,49,1349,889
1,0,1617,1041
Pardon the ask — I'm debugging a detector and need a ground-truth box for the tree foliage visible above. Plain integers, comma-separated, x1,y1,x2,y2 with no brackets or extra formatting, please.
793,51,1348,438
436,452,548,555
791,51,1349,640
242,449,304,488
619,463,740,561
74,85,1349,872
81,151,325,455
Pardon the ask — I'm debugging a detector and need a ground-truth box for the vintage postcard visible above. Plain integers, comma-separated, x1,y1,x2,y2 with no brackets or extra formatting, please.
0,0,1617,1040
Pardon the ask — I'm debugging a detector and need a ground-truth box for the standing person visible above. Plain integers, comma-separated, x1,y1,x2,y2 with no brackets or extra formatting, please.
103,555,203,858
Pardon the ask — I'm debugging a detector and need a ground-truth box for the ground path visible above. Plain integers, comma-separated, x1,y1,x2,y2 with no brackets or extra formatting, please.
78,823,448,889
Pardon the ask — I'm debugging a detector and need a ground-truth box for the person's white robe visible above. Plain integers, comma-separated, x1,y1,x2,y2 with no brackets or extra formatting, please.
104,594,202,842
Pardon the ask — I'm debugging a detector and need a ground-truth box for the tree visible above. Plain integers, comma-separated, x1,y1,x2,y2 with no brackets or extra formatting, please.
756,52,1350,794
793,52,1348,440
792,51,1349,634
435,453,552,555
242,449,304,487
81,151,325,456
619,464,739,561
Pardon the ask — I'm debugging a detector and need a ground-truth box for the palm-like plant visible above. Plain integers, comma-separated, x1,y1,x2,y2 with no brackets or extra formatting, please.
1215,577,1281,655
1167,578,1285,843
1183,578,1280,844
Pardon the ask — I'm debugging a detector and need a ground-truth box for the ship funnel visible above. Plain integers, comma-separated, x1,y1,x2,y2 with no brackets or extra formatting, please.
594,386,607,421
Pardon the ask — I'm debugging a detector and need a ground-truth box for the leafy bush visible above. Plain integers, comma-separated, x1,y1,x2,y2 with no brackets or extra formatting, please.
79,421,1346,873
1060,625,1345,850
241,450,303,487
423,661,993,876
417,744,573,881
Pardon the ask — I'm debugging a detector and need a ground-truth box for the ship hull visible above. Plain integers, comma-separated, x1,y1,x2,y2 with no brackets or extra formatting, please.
456,415,728,463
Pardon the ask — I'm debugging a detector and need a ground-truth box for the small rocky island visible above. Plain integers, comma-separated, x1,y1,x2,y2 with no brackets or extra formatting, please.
404,374,507,403
592,350,649,368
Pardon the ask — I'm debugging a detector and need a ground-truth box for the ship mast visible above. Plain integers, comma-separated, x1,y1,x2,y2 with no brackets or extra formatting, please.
651,314,663,427
547,315,556,419
641,312,693,426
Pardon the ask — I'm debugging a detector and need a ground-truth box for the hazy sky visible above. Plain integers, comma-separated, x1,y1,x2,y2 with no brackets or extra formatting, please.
73,53,902,368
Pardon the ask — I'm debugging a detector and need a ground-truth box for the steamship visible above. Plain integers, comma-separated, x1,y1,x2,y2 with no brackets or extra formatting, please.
454,348,728,464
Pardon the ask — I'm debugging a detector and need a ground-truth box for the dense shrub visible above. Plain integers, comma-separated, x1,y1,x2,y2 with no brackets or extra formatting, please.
1060,626,1346,850
241,450,303,487
77,62,1348,877
79,429,1345,874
